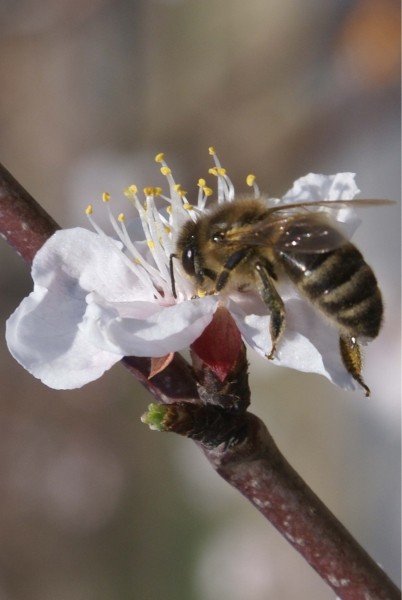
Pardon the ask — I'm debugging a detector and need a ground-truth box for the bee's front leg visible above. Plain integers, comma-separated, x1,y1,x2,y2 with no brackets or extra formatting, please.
254,261,285,360
215,248,254,293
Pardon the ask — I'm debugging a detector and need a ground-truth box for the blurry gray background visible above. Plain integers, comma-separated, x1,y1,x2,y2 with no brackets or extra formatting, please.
0,1,400,599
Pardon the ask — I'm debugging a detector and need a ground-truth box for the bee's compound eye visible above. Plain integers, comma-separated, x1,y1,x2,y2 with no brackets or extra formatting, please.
182,245,196,275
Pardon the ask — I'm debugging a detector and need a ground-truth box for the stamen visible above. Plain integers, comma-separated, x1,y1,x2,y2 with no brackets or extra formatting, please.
119,217,167,286
143,187,162,197
208,146,216,155
153,153,183,216
145,197,171,278
85,203,162,297
124,184,138,198
246,173,260,198
209,165,228,203
147,197,175,255
208,147,234,202
102,192,111,203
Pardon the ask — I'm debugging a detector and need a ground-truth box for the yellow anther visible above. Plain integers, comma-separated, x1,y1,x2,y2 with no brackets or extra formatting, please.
197,178,206,188
160,166,171,176
173,183,182,192
134,258,142,265
178,190,188,198
164,225,171,234
183,203,193,210
102,192,111,203
166,206,173,215
203,186,213,197
197,289,207,297
143,186,162,197
246,174,256,187
155,152,165,163
208,146,216,155
124,184,138,198
117,213,125,222
147,240,155,249
208,167,226,176
85,204,93,215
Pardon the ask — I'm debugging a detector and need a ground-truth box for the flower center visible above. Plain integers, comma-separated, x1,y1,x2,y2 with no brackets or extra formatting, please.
84,148,261,303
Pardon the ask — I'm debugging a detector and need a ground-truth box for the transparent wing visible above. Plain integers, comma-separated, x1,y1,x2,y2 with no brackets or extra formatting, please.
266,198,392,215
275,213,347,253
226,198,392,254
228,212,347,253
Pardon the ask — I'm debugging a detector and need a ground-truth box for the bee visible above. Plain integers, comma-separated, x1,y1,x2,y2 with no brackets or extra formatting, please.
172,196,390,396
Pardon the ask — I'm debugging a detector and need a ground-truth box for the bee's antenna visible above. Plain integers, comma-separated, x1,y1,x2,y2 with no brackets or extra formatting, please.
169,253,178,299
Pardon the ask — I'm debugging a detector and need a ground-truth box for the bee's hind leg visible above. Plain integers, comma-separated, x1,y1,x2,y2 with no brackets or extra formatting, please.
339,335,371,397
254,261,285,360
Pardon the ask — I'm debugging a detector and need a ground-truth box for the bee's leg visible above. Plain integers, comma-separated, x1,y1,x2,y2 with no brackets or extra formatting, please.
339,335,371,397
215,248,254,292
254,262,285,360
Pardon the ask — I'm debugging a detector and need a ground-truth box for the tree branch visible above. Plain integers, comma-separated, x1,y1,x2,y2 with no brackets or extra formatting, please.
0,161,399,600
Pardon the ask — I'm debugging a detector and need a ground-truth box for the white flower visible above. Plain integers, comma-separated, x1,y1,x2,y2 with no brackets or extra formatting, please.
6,149,360,390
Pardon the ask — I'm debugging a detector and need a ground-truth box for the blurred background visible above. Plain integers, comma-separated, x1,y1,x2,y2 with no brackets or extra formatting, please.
0,1,400,598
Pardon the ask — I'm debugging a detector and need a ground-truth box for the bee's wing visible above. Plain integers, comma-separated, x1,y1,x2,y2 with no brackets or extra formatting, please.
274,213,347,253
266,198,392,215
234,212,347,254
227,199,392,253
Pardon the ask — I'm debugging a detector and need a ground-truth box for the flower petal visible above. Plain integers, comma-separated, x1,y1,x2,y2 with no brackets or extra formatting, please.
6,286,121,389
283,172,360,202
80,294,219,357
227,294,356,390
32,227,155,302
282,172,361,238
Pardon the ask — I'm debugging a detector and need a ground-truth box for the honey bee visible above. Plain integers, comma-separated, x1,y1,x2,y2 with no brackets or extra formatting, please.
172,196,390,396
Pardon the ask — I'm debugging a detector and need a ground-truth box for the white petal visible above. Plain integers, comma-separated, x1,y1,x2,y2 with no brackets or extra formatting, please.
283,172,361,238
32,228,155,302
277,297,356,389
6,286,121,389
80,294,219,357
227,293,356,390
283,172,360,202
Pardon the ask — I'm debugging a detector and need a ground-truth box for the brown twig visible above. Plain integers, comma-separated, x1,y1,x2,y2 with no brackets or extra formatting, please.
0,161,399,600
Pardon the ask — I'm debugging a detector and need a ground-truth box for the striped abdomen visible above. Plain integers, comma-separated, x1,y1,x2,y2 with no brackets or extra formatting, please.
280,242,383,339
